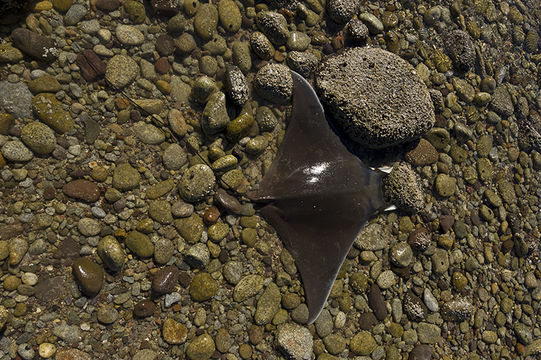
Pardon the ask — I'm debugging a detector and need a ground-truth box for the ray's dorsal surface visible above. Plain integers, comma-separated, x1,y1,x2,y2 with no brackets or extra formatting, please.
252,71,389,324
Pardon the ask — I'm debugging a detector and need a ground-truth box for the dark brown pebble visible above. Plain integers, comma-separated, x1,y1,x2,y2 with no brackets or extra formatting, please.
408,344,433,360
203,205,220,225
358,312,378,330
218,249,229,263
214,189,242,214
11,28,57,62
76,49,106,82
155,57,171,74
405,138,439,166
133,299,156,317
63,179,100,203
95,0,120,11
249,325,264,345
179,271,191,288
151,265,180,295
72,257,104,297
368,283,387,321
156,34,176,56
43,184,56,200
439,214,455,233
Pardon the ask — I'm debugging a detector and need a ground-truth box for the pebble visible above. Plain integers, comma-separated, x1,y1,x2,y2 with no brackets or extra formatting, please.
434,173,456,197
174,214,203,243
368,283,387,320
417,322,441,344
223,261,243,284
11,28,58,61
76,50,106,82
276,323,313,360
133,350,157,360
185,243,210,268
256,11,289,45
1,140,33,162
404,290,427,321
153,238,174,264
162,318,188,344
97,236,126,271
64,3,87,25
315,309,333,337
194,3,218,40
350,330,377,355
72,257,104,297
327,0,359,23
32,93,74,133
112,163,141,191
201,91,230,135
190,272,217,301
133,299,155,317
408,344,432,360
17,343,35,360
218,0,241,33
423,288,439,312
359,12,384,34
186,334,215,360
390,242,413,267
178,164,216,202
105,55,139,89
254,64,293,104
27,74,61,93
233,274,264,302
224,65,249,106
315,47,434,148
38,343,56,359
286,51,319,78
162,143,187,170
376,270,396,289
354,223,390,251
97,305,118,324
126,231,154,258
63,179,100,203
115,25,145,46
254,282,281,325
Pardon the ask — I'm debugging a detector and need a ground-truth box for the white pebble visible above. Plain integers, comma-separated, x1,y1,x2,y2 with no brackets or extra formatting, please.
21,272,38,286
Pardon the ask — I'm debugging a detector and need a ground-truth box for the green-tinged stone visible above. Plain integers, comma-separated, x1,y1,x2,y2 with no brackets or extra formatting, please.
477,158,493,183
174,214,203,244
484,189,502,207
148,200,173,224
126,231,154,258
220,169,246,191
52,0,72,12
0,43,24,63
241,228,257,247
27,75,61,93
194,3,218,40
233,274,264,302
435,173,456,197
449,144,468,163
190,272,217,301
186,334,215,360
226,113,254,141
497,180,516,204
72,257,104,297
254,282,281,325
124,0,146,23
20,121,56,154
113,163,141,191
32,93,74,133
97,235,126,272
208,222,229,242
218,0,241,33
0,113,14,135
146,179,175,199
350,330,376,355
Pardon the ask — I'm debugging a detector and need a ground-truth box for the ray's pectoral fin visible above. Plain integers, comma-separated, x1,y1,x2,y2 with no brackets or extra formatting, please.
252,71,390,324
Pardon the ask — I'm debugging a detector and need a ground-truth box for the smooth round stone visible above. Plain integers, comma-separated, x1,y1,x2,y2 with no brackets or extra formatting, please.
152,265,180,295
174,33,196,54
286,31,311,51
154,238,174,264
63,179,100,203
38,343,56,359
1,140,33,162
64,4,87,25
17,343,34,360
126,231,154,258
0,43,23,63
105,54,139,89
97,236,126,271
163,143,187,170
124,0,146,23
27,74,61,94
21,272,38,286
115,25,144,45
148,200,173,224
97,305,119,324
232,41,252,73
77,217,101,236
434,174,456,197
163,318,188,344
194,3,218,40
223,261,243,284
201,91,229,135
133,299,155,317
233,274,264,302
178,164,216,203
112,163,141,191
359,12,384,34
376,270,396,289
32,93,74,133
72,257,104,297
146,179,175,200
133,121,165,144
3,275,21,291
350,330,377,355
190,272,217,301
9,237,28,266
186,334,215,360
